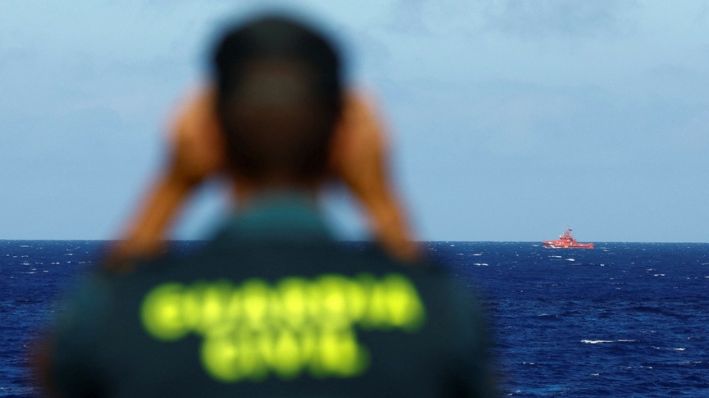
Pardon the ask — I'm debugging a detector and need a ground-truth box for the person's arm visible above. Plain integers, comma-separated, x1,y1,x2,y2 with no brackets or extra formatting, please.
108,88,224,264
109,171,193,263
330,91,419,261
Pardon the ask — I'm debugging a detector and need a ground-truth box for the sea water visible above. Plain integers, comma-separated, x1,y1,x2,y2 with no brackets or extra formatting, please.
1,241,707,397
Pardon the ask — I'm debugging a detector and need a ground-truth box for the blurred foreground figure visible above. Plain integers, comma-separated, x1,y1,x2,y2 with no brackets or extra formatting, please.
41,15,495,397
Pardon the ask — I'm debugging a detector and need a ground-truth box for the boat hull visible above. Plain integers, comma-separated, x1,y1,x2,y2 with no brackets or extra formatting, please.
543,241,594,249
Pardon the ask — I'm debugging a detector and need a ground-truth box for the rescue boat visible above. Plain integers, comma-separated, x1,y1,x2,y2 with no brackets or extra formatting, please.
543,228,594,249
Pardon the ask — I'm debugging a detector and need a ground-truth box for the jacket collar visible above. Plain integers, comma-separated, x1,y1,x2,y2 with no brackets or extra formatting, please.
212,192,333,243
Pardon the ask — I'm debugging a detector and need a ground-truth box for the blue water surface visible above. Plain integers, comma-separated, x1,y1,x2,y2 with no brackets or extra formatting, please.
1,241,708,397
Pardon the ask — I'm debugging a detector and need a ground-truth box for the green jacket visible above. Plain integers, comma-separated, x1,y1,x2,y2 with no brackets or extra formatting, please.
50,196,495,397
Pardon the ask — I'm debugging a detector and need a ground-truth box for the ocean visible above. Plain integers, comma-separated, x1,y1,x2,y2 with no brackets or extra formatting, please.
1,241,707,397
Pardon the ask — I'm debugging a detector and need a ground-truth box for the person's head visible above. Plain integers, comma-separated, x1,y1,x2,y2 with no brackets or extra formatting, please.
211,15,344,192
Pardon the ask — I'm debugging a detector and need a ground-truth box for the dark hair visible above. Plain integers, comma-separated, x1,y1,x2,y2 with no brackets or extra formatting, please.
211,15,344,184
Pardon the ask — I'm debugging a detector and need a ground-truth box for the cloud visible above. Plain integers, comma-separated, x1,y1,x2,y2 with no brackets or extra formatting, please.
481,0,638,39
376,0,638,40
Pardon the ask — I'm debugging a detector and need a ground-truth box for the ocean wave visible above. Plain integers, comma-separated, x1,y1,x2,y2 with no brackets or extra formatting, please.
581,339,636,344
651,346,687,351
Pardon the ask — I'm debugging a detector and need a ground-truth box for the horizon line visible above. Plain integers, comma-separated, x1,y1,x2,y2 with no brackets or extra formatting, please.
1,239,708,244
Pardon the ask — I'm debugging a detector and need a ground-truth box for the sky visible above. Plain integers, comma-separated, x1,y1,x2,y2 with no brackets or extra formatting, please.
1,0,708,242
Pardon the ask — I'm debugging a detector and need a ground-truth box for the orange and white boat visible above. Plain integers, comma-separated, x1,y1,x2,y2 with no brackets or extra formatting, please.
543,228,594,249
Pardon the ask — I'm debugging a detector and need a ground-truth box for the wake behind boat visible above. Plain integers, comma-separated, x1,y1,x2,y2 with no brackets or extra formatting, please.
543,228,594,249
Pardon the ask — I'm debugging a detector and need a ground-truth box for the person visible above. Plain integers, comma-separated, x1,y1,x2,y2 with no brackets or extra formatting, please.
39,14,495,397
